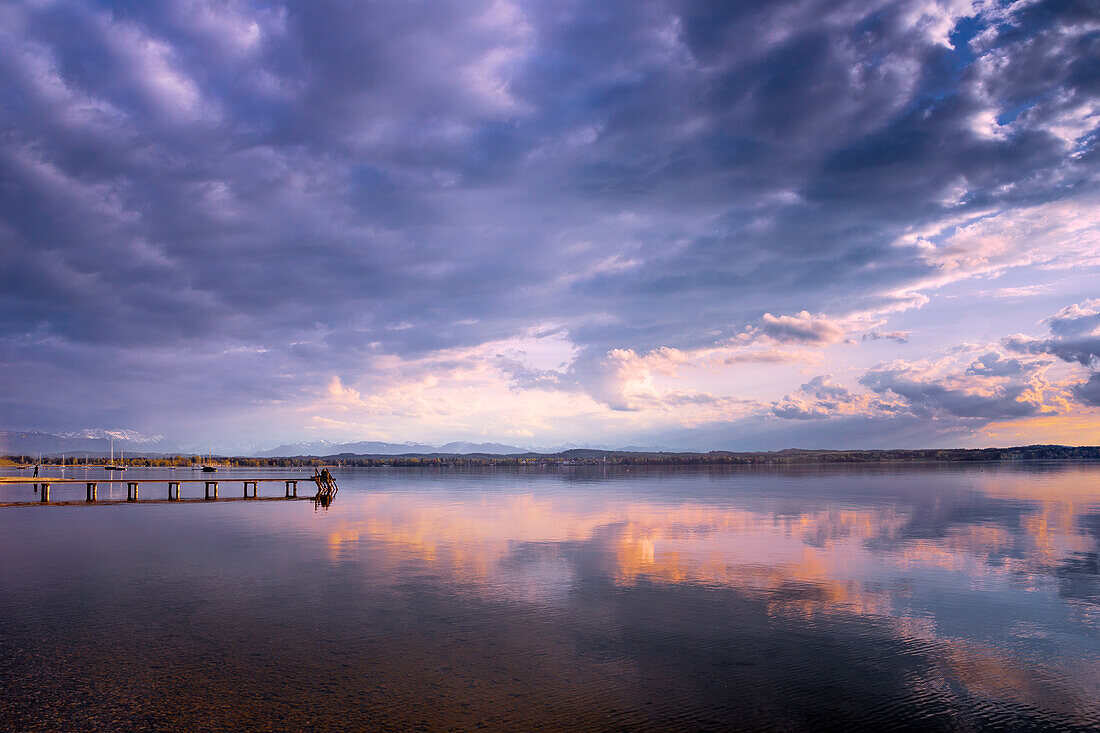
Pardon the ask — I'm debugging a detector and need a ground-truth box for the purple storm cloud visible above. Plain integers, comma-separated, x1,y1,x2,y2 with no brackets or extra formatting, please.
1,0,1098,452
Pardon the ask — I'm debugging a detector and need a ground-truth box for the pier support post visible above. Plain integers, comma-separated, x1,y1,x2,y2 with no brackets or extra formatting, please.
243,481,257,498
285,480,297,498
204,481,219,500
127,482,139,501
86,482,97,502
168,481,181,500
40,483,50,502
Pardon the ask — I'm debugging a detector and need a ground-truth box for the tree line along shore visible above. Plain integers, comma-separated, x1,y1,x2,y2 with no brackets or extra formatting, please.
3,445,1100,468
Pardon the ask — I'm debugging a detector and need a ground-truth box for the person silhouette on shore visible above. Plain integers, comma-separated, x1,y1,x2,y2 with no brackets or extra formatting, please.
33,464,38,477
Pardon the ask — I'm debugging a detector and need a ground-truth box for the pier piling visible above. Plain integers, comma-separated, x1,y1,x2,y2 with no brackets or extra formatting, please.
1,476,312,506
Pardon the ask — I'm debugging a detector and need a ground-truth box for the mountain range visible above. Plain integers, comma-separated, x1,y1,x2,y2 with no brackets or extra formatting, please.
0,429,178,456
0,430,675,458
0,431,531,457
255,440,529,457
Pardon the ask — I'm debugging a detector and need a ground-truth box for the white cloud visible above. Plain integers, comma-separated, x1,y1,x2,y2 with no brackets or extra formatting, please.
903,196,1100,288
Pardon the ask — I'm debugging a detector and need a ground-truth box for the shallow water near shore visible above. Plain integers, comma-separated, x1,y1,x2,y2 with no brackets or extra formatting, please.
1,462,1099,730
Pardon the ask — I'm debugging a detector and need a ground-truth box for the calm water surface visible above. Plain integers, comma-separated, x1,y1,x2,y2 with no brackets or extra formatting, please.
1,463,1099,730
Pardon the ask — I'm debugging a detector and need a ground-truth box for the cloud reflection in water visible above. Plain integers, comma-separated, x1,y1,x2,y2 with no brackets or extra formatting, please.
315,465,1100,721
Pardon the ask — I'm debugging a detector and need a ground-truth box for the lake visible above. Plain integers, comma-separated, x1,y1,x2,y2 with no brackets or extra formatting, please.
1,463,1098,730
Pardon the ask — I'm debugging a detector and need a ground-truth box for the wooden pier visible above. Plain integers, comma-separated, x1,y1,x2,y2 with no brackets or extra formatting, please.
0,473,337,507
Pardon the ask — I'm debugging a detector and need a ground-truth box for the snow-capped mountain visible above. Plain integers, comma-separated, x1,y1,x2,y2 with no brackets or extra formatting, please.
256,440,528,457
0,430,178,456
57,428,168,444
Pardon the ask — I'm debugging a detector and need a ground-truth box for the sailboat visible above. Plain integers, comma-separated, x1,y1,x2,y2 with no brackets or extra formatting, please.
104,438,125,471
202,451,217,472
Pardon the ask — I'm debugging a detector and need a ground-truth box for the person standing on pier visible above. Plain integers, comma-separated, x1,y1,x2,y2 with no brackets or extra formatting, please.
33,464,38,478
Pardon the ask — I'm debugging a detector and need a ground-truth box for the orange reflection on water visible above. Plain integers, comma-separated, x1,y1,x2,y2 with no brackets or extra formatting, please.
316,467,1100,623
306,468,1100,717
320,495,918,621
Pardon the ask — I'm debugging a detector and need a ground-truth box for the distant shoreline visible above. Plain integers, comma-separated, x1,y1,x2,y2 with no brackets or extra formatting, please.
5,445,1100,468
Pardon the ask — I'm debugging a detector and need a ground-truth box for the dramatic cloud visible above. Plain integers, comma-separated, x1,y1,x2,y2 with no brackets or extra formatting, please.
769,343,1059,427
966,351,1027,377
1005,299,1100,412
859,350,1052,421
752,312,848,345
1,0,1098,450
1075,374,1100,407
772,376,903,421
863,330,911,344
1008,300,1100,366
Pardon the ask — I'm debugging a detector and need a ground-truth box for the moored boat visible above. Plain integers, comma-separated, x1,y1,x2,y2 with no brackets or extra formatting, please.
104,440,126,471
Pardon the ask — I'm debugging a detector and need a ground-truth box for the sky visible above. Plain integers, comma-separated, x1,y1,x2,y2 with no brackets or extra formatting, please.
1,0,1099,453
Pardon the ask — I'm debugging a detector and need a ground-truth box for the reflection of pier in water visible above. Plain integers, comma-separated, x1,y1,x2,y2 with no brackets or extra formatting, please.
0,471,339,510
